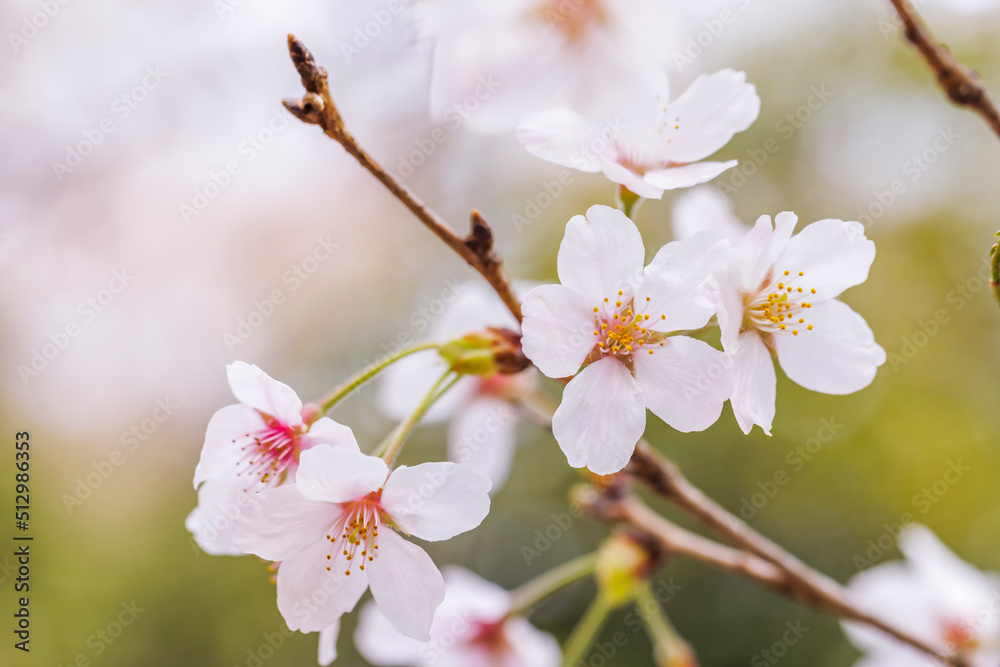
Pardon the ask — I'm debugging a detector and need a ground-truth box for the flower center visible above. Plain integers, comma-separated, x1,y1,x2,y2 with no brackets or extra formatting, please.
470,619,510,653
536,0,609,45
745,269,818,337
590,290,667,364
233,417,302,492
941,620,980,653
324,492,382,577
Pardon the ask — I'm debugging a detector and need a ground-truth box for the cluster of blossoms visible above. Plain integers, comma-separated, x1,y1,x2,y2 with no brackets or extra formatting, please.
185,2,991,666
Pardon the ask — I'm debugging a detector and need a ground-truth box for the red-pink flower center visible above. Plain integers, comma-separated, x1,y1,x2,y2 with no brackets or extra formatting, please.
234,417,302,492
469,619,510,653
941,619,979,653
324,491,383,577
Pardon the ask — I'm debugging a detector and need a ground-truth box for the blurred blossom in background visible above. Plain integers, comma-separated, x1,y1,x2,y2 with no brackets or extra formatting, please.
3,0,1000,665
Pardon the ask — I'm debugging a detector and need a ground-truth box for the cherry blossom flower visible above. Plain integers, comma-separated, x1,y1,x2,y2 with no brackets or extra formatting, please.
354,566,561,667
520,205,733,474
517,69,760,198
232,444,492,640
698,212,886,436
187,362,354,555
377,283,536,492
671,185,747,244
843,525,1000,666
414,0,676,132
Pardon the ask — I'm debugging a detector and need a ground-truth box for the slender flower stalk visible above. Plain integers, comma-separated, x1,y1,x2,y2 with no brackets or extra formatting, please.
315,342,440,415
635,585,698,667
562,592,616,667
508,552,600,616
381,370,459,467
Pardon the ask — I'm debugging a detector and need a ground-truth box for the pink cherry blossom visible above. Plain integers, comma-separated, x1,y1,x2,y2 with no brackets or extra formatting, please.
843,525,1000,666
232,445,492,641
517,69,760,198
377,283,537,492
520,205,733,474
354,566,561,667
187,362,356,555
698,212,886,436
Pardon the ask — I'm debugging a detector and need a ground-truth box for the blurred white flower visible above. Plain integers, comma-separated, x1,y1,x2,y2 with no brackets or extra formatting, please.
187,362,355,555
671,185,747,245
698,212,886,435
355,566,561,667
520,205,732,474
377,283,536,492
843,525,1000,666
414,0,675,132
232,444,492,640
517,69,760,198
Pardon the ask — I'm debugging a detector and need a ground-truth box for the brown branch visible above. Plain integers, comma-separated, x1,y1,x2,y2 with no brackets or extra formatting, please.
582,489,964,667
887,0,1000,139
282,34,522,322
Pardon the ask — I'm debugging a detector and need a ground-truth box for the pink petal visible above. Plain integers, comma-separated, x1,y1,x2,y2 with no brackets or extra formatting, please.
776,219,876,300
318,621,340,666
697,269,743,352
773,300,886,394
600,161,666,199
506,616,563,667
552,357,646,474
729,332,776,435
354,601,424,665
381,462,492,542
296,446,388,504
300,417,362,453
671,185,747,244
520,284,598,379
447,395,520,492
230,484,336,563
275,539,369,633
193,403,266,488
186,475,253,556
556,205,645,305
367,530,446,641
227,361,303,425
641,160,737,191
632,336,731,433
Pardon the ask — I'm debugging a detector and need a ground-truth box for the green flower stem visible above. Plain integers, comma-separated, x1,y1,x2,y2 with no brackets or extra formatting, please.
635,584,697,667
616,184,644,221
314,342,440,415
380,370,459,467
508,551,599,616
561,591,616,667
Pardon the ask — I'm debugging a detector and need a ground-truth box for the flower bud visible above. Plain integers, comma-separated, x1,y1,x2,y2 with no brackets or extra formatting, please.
439,327,530,377
595,531,660,606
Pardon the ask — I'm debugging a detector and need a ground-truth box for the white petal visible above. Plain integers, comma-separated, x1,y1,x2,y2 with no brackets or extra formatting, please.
300,417,362,453
440,565,511,620
899,525,994,617
193,404,266,488
776,219,876,300
376,350,471,422
552,357,646,475
276,540,369,633
354,601,424,665
660,69,760,163
697,269,744,352
227,361,303,425
641,160,737,191
520,284,598,379
506,616,563,667
296,445,388,504
318,621,340,667
729,332,776,435
671,185,747,244
517,109,606,171
773,300,886,394
633,336,731,433
448,396,520,492
600,161,666,199
727,212,798,294
381,462,492,542
230,484,336,562
557,205,645,305
637,231,731,332
367,530,446,641
431,281,521,338
187,476,255,556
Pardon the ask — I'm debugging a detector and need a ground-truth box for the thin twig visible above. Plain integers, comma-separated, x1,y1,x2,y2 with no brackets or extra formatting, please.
887,0,1000,139
282,34,522,322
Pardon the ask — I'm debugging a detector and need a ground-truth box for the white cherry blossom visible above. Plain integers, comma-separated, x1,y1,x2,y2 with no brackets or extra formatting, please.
520,205,733,474
354,566,561,667
843,525,1000,666
232,444,492,641
517,69,760,198
671,185,747,244
698,212,886,435
187,362,354,555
